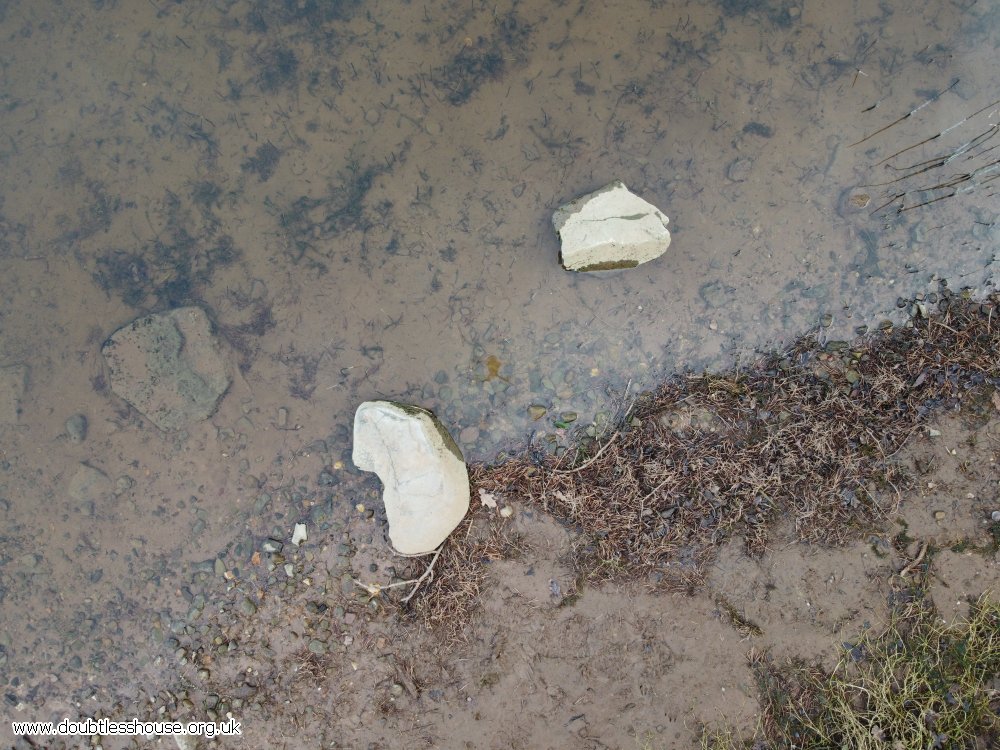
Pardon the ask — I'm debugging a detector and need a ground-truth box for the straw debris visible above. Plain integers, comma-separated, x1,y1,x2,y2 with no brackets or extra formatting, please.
722,593,1000,749
412,289,1000,631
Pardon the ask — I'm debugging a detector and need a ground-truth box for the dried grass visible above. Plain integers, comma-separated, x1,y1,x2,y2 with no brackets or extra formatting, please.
412,290,1000,631
405,510,522,642
736,594,1000,750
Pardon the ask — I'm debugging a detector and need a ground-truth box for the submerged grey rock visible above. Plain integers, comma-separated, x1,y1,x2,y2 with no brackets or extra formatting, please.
67,463,113,503
65,414,88,443
352,400,470,555
102,307,231,431
553,181,672,272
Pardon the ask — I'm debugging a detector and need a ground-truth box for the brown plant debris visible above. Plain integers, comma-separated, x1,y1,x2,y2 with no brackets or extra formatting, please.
414,289,1000,630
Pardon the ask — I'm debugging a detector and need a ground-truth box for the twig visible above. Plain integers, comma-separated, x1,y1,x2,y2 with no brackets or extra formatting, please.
900,541,928,578
849,78,959,147
351,543,446,603
553,431,619,474
401,544,445,603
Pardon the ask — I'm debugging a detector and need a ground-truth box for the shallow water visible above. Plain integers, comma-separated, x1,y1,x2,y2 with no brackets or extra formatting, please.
0,0,998,738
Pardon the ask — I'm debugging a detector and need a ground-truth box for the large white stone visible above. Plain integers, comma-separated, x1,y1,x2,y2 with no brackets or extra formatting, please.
553,180,671,272
352,401,470,555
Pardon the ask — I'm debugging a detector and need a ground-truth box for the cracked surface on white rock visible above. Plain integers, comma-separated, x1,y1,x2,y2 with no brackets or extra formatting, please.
352,400,470,555
553,180,672,272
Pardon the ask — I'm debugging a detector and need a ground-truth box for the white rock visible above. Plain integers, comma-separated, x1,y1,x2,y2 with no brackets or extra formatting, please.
292,522,308,546
553,180,671,272
352,401,470,554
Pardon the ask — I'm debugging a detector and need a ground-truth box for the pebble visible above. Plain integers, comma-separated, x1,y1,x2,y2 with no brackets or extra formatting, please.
933,510,946,520
239,597,257,615
262,539,283,553
459,426,480,443
991,511,1000,522
559,412,578,423
528,405,547,421
65,414,88,443
308,640,327,655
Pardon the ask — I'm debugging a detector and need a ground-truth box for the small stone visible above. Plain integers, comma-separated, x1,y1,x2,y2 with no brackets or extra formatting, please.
214,558,226,577
389,684,404,697
991,511,1000,522
308,640,327,655
459,426,480,444
277,407,289,428
239,597,257,615
559,412,577,423
254,492,271,513
725,156,753,182
284,563,295,578
65,414,88,443
499,506,514,518
292,523,307,547
528,405,547,421
933,510,946,521
262,539,283,554
928,428,941,437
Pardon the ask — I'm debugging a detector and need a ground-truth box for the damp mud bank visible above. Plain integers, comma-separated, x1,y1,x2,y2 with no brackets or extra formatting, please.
1,0,999,748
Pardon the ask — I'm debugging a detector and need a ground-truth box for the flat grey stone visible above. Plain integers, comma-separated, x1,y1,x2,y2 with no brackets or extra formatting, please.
553,181,671,272
67,463,113,503
353,401,469,555
102,307,231,431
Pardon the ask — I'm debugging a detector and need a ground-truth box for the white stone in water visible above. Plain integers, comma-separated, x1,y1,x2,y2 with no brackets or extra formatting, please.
292,523,308,546
352,401,470,555
553,180,671,272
